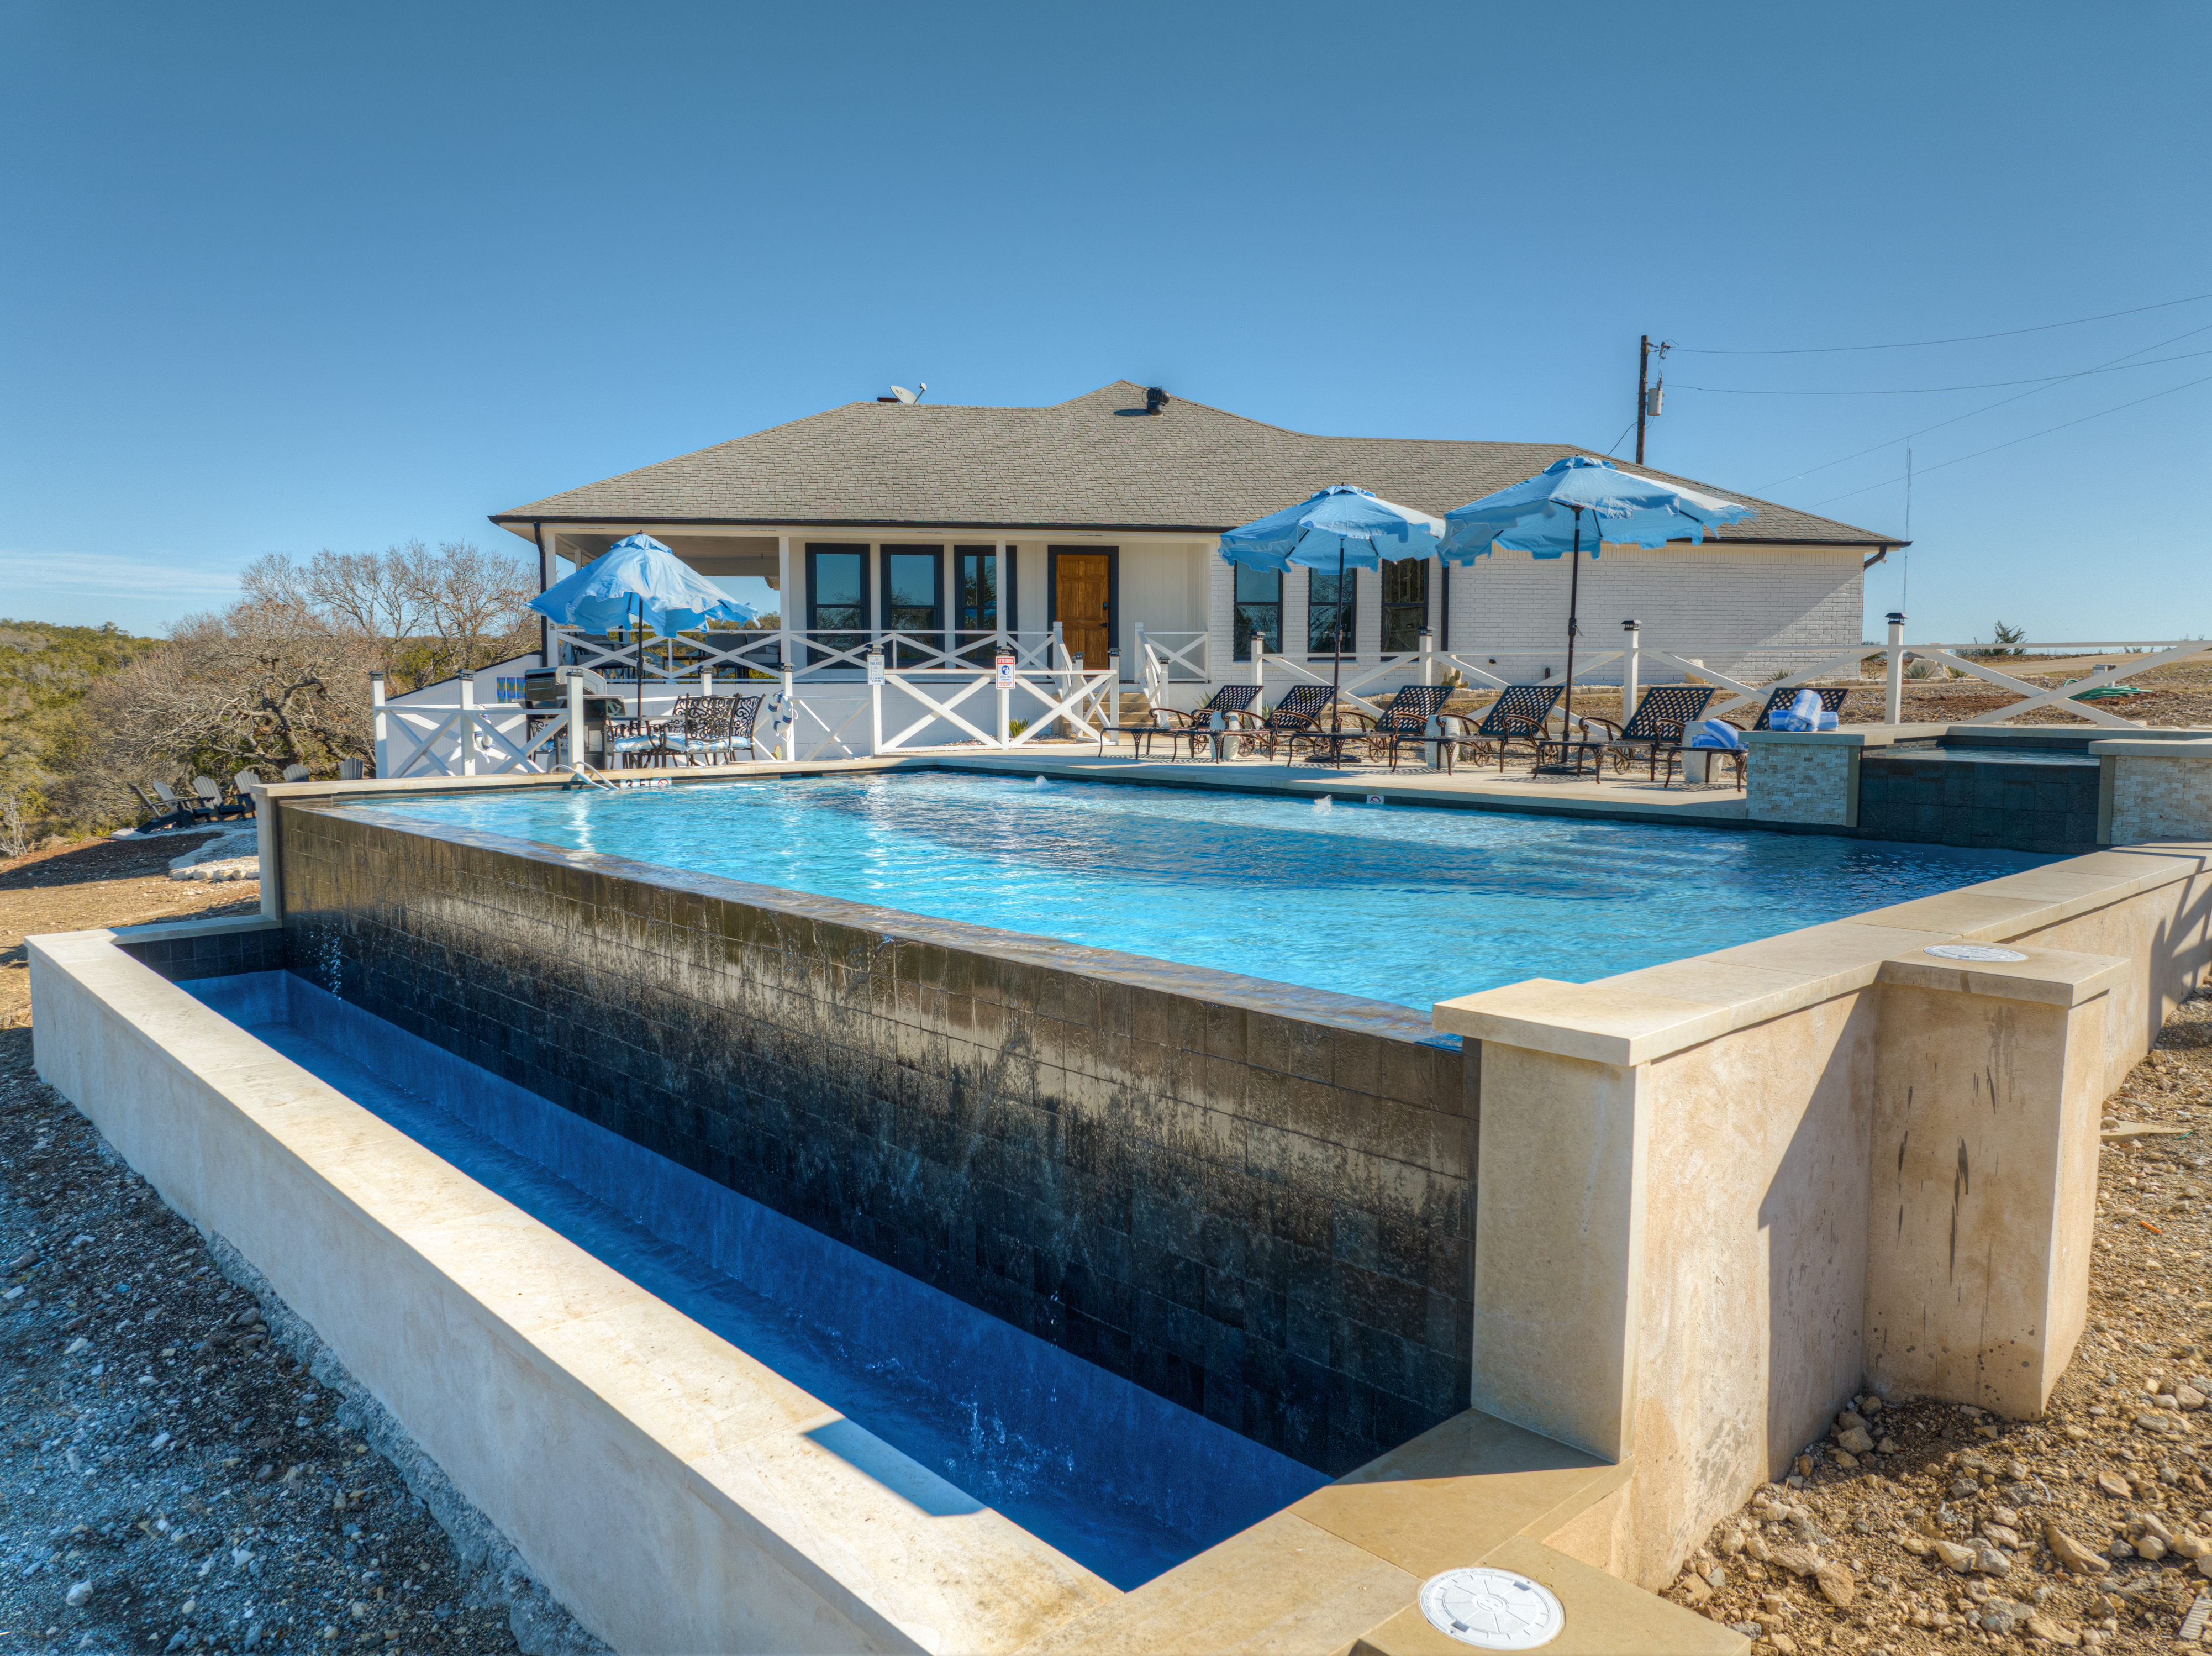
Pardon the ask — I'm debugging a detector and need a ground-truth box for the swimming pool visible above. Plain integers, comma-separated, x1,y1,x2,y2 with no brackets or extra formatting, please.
182,971,1327,1589
364,771,2055,1011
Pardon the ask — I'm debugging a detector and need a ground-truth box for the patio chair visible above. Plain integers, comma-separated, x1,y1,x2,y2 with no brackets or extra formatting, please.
150,780,221,826
230,769,263,816
607,698,687,769
1151,684,1265,761
1440,685,1565,772
129,782,198,833
1750,685,1851,731
663,695,767,766
1373,685,1456,771
1594,685,1715,781
282,764,309,783
193,775,252,821
1242,685,1339,761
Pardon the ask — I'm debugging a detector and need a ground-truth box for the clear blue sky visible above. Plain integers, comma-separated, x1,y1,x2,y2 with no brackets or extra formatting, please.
3,1,2205,645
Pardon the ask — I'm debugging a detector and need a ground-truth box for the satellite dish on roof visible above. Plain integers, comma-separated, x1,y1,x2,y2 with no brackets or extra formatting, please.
889,382,928,404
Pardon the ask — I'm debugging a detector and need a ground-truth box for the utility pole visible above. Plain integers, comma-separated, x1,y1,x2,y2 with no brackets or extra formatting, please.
1635,336,1669,465
1636,335,1650,465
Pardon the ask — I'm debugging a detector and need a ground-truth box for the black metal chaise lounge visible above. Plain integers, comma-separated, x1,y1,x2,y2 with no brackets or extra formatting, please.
1652,684,1853,790
1288,684,1455,769
1441,685,1564,773
1374,685,1456,771
1244,684,1339,761
1588,685,1714,781
1094,684,1262,759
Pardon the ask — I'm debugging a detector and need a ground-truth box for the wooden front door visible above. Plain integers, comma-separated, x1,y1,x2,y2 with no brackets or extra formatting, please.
1054,551,1112,666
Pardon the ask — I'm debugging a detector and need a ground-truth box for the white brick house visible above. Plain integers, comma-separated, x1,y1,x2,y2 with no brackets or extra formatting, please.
493,381,1900,696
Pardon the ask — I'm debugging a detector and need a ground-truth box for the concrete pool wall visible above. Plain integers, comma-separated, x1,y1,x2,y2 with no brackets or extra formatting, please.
273,795,1477,1480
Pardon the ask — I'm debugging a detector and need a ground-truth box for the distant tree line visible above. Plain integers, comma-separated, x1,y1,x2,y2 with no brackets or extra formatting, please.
8,541,538,846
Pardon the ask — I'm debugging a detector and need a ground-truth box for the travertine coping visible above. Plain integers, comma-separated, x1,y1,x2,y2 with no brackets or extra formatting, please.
1739,724,1946,749
2090,738,2212,757
1433,842,2212,1062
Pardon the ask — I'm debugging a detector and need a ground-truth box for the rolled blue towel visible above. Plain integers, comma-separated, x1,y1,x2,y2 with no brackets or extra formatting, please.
1688,718,1743,750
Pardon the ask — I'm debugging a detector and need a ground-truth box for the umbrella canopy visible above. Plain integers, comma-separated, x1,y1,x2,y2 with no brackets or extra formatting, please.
1437,458,1758,746
1216,485,1444,572
529,534,758,635
1216,487,1444,751
1436,456,1755,562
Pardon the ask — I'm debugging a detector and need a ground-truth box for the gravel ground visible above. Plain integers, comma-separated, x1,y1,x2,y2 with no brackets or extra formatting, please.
0,1027,602,1656
0,833,261,1031
1666,985,2212,1653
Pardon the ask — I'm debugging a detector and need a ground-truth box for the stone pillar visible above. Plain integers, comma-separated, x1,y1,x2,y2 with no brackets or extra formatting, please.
1865,947,2124,1415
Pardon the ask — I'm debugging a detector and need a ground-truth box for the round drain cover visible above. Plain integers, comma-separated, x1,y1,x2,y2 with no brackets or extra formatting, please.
1924,943,2029,963
1418,1567,1563,1649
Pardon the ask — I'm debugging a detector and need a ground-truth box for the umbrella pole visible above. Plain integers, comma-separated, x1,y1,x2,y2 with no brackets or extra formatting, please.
1331,544,1345,738
1562,509,1583,735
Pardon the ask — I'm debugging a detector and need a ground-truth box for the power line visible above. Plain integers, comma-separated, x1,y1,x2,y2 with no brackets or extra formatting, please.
1677,288,2212,355
1677,347,2212,396
1808,370,2212,508
1753,319,2212,492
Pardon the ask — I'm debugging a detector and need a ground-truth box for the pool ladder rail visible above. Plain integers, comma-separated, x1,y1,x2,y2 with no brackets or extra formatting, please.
566,763,672,793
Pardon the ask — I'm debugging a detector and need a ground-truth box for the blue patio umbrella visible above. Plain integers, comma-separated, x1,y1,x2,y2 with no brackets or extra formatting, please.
1437,457,1756,734
1216,486,1444,737
530,534,758,690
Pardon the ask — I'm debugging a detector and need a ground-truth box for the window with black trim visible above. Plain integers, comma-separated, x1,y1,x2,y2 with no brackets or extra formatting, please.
1309,567,1355,658
1381,559,1429,654
1234,566,1281,660
956,545,998,665
881,545,944,666
805,544,867,666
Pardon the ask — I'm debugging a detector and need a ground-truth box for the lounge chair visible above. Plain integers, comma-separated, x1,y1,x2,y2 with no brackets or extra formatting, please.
1750,685,1851,730
1374,685,1456,771
1286,684,1456,769
150,780,220,826
1243,685,1339,761
1590,685,1715,781
230,769,263,816
1440,685,1565,772
1140,684,1265,761
193,775,252,821
129,782,198,833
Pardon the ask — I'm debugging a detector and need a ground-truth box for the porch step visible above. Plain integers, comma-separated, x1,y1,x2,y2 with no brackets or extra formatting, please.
1118,691,1154,723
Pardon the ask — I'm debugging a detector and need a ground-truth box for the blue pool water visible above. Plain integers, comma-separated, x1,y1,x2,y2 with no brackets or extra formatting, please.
364,772,2053,1011
184,971,1325,1589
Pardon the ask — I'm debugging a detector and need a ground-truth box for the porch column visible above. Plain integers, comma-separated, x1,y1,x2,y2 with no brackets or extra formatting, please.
944,540,958,664
994,541,1009,655
777,537,794,672
535,526,557,667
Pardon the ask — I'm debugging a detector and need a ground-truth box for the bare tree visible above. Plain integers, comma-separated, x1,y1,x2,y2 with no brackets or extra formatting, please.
238,540,534,692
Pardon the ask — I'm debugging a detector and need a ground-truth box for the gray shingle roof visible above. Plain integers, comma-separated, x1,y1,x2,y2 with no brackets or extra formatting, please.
493,380,1900,546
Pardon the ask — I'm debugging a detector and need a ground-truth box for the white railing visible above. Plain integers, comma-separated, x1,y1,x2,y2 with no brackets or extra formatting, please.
371,676,560,779
1135,625,1207,708
550,624,1070,685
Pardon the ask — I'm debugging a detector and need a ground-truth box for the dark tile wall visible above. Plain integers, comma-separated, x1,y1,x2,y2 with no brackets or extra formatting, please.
117,920,286,983
276,801,1476,1476
1857,753,2100,855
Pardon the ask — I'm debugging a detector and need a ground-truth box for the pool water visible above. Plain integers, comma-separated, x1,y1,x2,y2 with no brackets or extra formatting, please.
184,971,1326,1589
365,771,2055,1011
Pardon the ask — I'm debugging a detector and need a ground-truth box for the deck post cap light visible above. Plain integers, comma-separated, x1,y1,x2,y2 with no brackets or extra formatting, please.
1887,612,1907,624
1418,1567,1563,1649
1621,619,1639,631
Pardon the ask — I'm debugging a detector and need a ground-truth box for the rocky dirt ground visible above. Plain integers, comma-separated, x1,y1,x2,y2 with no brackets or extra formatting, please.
0,834,598,1655
0,1036,538,1654
1663,985,2212,1653
0,834,261,1030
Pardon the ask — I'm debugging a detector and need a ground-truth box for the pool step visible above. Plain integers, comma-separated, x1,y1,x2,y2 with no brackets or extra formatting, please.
1015,1408,1745,1655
